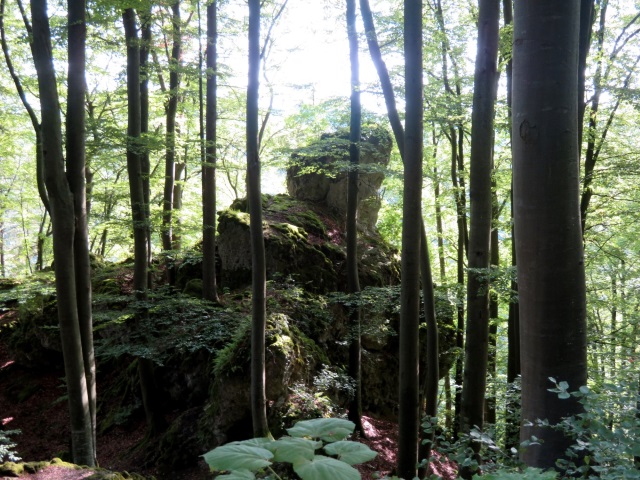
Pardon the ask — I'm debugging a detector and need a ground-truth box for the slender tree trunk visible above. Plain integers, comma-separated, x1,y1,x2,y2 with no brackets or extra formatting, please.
485,218,499,426
459,1,499,454
139,7,153,286
577,0,595,155
31,0,94,465
247,0,270,439
501,0,521,452
345,0,364,436
36,210,47,271
431,0,468,433
203,0,220,303
123,8,165,437
360,1,439,463
397,1,422,477
66,0,96,460
513,1,587,469
162,1,182,282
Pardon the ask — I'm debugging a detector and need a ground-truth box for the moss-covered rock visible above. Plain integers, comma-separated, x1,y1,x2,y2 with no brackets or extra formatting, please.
286,125,393,232
199,312,327,448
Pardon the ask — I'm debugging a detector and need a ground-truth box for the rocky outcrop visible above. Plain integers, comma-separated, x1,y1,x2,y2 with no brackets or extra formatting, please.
286,126,392,232
216,125,398,294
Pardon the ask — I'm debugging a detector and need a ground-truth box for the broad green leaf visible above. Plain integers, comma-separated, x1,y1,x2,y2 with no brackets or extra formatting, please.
287,418,355,443
293,455,361,480
265,436,321,464
229,437,274,448
202,444,273,472
323,441,377,465
216,469,257,480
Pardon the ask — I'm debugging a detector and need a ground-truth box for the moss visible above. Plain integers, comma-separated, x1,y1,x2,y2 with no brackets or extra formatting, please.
271,223,307,243
0,461,24,476
182,278,203,298
218,208,251,227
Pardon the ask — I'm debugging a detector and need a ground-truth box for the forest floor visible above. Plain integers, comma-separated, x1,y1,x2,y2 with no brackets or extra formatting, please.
0,309,456,480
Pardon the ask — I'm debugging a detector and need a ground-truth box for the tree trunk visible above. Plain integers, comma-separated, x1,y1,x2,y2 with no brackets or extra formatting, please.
36,211,47,271
345,0,364,437
501,0,521,452
577,0,595,155
162,1,182,278
66,0,96,460
203,0,220,303
360,1,439,465
139,6,153,287
485,219,499,426
247,0,270,439
31,0,94,465
512,1,587,469
123,8,165,437
459,0,499,451
397,1,422,477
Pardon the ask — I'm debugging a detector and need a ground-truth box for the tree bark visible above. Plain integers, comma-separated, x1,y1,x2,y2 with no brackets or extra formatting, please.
123,8,165,437
360,1,439,465
162,1,182,280
345,0,364,437
66,0,96,461
397,1,422,477
247,0,271,439
459,0,499,451
139,7,153,286
31,0,94,465
203,0,220,303
512,1,587,469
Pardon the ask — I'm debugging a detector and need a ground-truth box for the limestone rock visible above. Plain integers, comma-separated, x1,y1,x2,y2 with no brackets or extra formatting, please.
286,126,392,232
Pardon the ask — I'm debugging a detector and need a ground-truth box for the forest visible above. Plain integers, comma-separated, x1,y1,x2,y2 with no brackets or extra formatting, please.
0,0,639,479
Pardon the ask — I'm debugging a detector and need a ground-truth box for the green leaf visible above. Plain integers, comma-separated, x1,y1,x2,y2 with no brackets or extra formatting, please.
229,437,274,448
293,455,361,480
558,392,571,400
216,469,257,480
323,441,377,465
558,381,569,391
287,418,355,443
202,444,274,472
266,436,321,464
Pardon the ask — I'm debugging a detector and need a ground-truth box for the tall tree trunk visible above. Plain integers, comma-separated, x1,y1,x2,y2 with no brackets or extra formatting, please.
66,0,96,460
512,1,587,469
360,1,439,463
139,6,153,287
123,8,165,437
577,0,595,155
459,0,499,453
162,1,182,281
247,0,270,439
31,0,94,465
501,0,521,452
346,0,364,436
203,0,220,303
397,1,422,477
